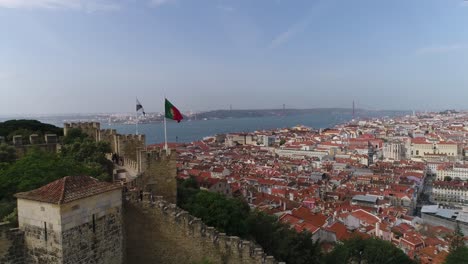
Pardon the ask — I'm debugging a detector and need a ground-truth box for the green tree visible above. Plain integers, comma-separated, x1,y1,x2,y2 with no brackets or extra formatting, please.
185,191,250,237
2,208,18,226
177,177,201,207
0,148,103,201
0,144,16,164
0,147,109,219
0,119,62,141
449,222,465,252
325,237,414,264
444,246,468,264
444,176,452,182
62,128,88,145
60,138,113,181
177,181,323,264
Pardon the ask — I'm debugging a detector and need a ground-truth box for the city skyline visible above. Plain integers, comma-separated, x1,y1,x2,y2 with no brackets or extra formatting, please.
1,0,468,114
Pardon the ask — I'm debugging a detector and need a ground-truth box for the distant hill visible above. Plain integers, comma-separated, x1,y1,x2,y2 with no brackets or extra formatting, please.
0,120,63,141
193,108,410,120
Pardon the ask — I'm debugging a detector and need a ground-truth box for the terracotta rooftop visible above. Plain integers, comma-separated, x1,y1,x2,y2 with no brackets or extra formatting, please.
15,175,121,204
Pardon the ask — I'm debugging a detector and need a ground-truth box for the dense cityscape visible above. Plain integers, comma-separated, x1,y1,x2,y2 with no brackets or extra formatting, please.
2,1,468,263
166,111,468,263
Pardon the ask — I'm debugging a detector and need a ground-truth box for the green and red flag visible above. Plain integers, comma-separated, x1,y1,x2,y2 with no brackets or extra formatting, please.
165,98,183,123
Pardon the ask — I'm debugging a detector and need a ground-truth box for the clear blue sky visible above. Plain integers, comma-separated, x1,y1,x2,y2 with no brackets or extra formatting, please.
1,0,468,114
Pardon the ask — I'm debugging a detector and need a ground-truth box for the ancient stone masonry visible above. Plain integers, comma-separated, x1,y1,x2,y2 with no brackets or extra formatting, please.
21,222,62,263
64,122,145,160
0,223,25,264
64,122,101,142
2,176,124,264
61,207,123,264
138,148,178,204
124,196,280,264
7,133,59,158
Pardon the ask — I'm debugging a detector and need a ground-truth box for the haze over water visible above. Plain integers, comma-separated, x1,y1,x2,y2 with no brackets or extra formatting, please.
104,113,352,144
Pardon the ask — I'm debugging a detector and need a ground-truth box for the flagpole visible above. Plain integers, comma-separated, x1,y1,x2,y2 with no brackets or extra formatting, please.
163,96,168,152
135,97,139,135
164,115,168,151
136,116,139,135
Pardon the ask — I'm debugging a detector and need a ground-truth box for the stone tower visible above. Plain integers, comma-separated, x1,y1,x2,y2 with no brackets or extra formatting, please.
13,176,123,264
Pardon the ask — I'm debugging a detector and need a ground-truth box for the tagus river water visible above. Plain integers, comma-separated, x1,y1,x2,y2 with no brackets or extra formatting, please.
102,113,354,144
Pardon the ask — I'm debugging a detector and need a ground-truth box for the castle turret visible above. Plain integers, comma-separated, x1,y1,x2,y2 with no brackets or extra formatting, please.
14,176,123,264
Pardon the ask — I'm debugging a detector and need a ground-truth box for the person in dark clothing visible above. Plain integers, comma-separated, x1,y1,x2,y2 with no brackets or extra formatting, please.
139,190,143,202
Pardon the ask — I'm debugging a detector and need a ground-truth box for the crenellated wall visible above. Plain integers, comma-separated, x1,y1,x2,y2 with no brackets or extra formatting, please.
64,122,101,141
116,134,145,161
138,148,178,204
124,197,280,264
64,122,146,159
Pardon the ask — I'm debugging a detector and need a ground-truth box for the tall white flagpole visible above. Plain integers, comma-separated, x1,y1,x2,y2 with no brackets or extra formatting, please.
135,98,139,135
164,96,168,151
164,115,168,151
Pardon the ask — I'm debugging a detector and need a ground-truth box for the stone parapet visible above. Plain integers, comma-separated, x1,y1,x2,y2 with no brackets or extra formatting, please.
125,196,279,264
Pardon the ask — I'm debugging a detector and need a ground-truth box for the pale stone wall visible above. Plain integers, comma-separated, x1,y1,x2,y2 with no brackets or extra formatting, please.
17,200,61,232
14,189,123,264
124,197,279,264
140,149,178,204
62,206,123,264
60,190,122,231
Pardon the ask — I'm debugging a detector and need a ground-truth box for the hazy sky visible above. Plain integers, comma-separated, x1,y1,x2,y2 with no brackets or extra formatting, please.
1,0,468,114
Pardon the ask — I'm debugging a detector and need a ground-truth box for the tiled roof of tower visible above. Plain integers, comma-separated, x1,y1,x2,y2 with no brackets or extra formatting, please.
14,176,121,204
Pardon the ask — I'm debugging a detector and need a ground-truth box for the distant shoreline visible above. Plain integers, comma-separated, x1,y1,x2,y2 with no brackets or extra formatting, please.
0,108,411,126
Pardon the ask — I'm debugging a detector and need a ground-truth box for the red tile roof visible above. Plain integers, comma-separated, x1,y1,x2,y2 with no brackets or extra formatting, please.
350,209,380,225
15,176,121,204
326,222,351,241
291,207,328,227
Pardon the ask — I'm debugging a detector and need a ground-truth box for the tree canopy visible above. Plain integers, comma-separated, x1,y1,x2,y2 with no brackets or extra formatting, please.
0,122,113,220
178,179,322,264
324,237,414,264
178,178,413,264
444,246,468,264
0,144,16,164
448,222,465,252
0,119,62,141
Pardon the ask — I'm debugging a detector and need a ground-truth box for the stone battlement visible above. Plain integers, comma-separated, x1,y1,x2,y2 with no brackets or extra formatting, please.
125,196,281,264
63,122,146,159
64,122,100,129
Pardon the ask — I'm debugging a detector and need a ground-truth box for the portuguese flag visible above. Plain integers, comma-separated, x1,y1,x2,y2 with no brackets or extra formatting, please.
165,98,183,123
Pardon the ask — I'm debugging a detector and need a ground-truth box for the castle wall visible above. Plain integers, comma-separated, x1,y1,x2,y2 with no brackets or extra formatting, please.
60,190,122,231
100,129,118,153
64,122,100,142
61,206,123,264
0,223,25,264
15,190,123,264
123,197,278,264
140,149,177,204
17,200,62,232
64,122,145,160
17,200,63,263
22,223,62,263
117,134,145,161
